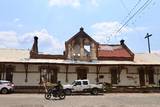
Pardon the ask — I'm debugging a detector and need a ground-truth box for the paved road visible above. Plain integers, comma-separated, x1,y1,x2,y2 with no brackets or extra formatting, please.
0,93,160,107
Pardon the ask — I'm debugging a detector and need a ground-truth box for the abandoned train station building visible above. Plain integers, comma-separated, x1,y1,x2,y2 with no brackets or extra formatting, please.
0,27,160,92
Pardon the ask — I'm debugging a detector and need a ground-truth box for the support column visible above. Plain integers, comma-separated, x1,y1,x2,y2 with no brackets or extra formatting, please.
2,64,5,80
65,65,69,83
24,64,28,82
96,66,101,83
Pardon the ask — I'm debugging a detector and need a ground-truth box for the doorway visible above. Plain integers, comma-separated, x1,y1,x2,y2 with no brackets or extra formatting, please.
40,66,58,84
76,67,88,80
111,68,118,84
5,65,14,82
138,68,145,86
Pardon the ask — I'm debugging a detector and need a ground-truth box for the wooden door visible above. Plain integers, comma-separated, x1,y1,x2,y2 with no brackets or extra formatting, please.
6,67,14,82
50,69,57,83
138,68,145,86
77,68,87,80
147,68,154,84
111,68,118,84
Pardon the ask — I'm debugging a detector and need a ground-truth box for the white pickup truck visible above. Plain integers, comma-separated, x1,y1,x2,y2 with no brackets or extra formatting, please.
63,79,103,95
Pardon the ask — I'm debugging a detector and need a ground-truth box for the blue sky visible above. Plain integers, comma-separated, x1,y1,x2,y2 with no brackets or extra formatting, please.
0,0,159,54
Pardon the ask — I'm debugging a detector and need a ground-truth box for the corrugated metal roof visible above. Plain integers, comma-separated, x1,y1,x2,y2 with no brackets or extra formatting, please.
134,53,160,65
0,48,30,62
0,48,160,65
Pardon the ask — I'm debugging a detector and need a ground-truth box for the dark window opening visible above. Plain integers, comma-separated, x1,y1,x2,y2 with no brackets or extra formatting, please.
77,68,88,80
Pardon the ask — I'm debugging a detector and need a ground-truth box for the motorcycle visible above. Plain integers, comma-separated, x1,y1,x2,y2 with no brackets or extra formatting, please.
45,87,66,100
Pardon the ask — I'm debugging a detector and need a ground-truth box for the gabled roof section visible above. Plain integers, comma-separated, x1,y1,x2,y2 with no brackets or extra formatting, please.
98,40,134,61
65,27,98,44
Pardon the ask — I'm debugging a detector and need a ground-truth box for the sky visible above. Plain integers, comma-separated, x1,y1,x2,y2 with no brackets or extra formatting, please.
0,0,159,54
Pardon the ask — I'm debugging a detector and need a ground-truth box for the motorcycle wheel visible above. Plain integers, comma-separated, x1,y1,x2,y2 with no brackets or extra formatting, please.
59,92,66,99
45,92,51,100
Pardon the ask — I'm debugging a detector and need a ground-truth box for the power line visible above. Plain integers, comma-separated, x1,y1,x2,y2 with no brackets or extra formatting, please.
119,0,128,12
114,0,153,36
108,0,142,38
121,0,142,24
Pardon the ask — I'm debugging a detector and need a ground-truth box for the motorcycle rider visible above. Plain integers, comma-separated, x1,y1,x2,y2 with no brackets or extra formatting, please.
54,81,63,94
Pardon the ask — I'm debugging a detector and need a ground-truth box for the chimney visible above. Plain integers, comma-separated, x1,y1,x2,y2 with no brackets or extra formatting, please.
80,27,84,31
31,36,38,54
120,39,125,45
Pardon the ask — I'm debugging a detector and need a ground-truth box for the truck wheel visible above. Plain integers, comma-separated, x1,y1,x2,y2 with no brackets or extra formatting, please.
65,89,72,95
91,88,98,95
1,88,8,94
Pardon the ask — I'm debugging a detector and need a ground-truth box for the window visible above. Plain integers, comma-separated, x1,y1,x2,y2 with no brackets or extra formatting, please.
75,81,81,85
84,45,90,52
84,45,91,57
83,81,88,85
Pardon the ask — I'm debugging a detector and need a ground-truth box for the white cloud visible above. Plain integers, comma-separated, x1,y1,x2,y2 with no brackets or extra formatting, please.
48,0,102,8
91,21,133,42
48,0,80,8
13,18,20,23
0,29,64,54
90,0,99,7
13,18,23,28
0,31,19,48
19,29,64,54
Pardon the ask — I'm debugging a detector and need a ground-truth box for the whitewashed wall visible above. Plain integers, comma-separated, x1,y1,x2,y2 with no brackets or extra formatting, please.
12,64,40,86
99,66,111,84
122,66,139,86
154,66,160,86
10,64,160,87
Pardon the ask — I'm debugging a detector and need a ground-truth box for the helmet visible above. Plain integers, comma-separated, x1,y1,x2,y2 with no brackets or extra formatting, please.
57,81,61,84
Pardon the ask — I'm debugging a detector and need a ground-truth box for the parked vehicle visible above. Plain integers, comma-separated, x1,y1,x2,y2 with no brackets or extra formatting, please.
45,87,66,100
63,79,103,95
0,80,14,94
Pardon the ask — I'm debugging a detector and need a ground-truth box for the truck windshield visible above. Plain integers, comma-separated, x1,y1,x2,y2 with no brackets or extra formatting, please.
72,81,81,85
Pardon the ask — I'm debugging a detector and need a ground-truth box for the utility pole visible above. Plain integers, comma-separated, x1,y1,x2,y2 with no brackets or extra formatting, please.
145,33,152,53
